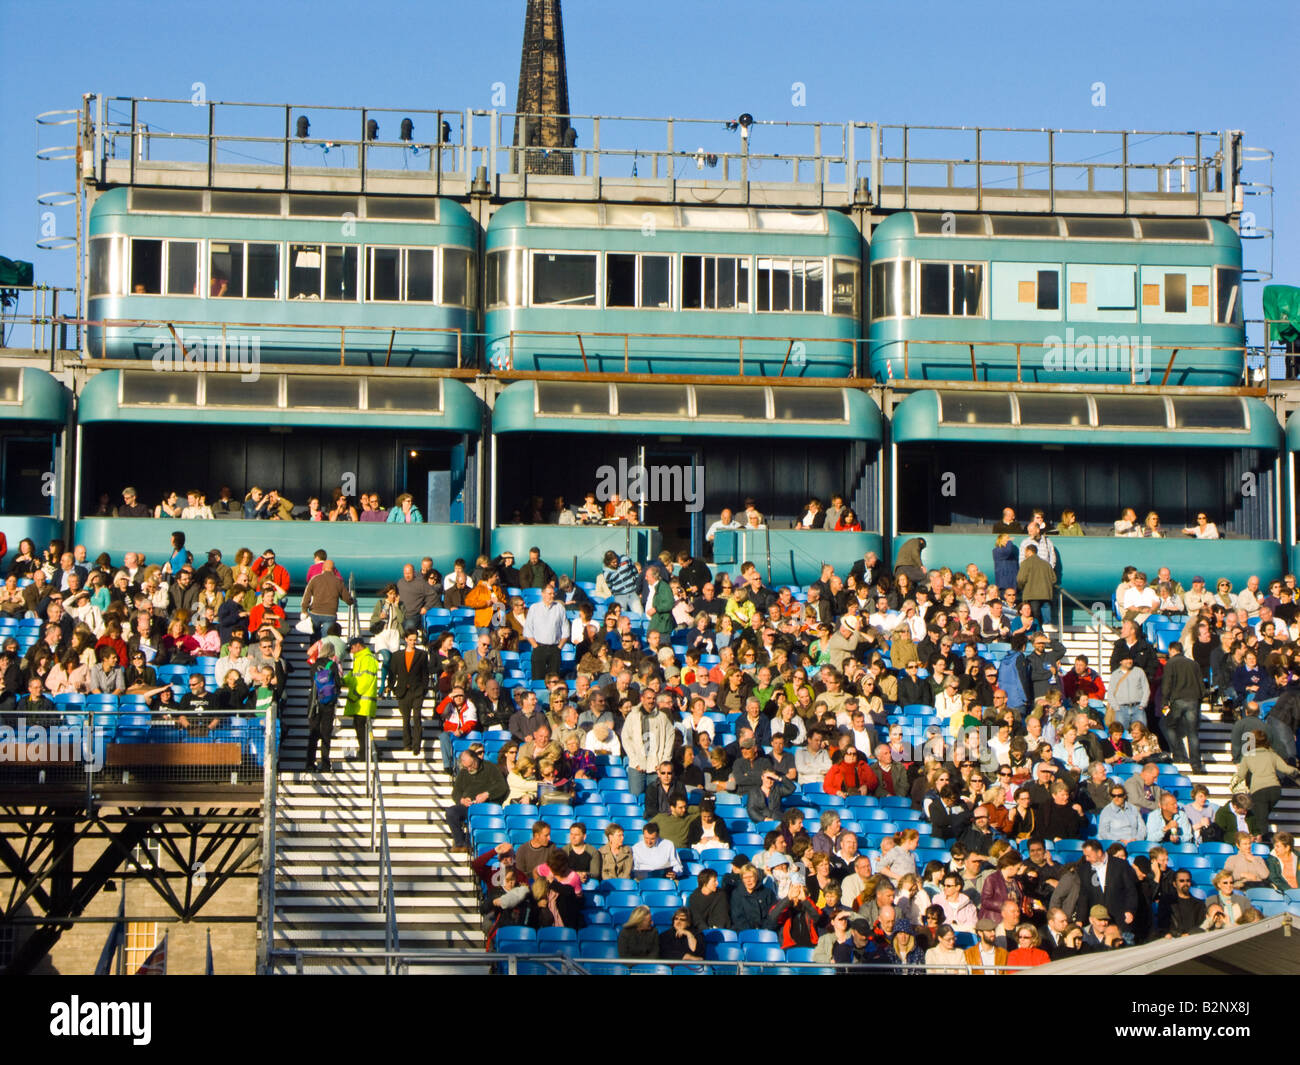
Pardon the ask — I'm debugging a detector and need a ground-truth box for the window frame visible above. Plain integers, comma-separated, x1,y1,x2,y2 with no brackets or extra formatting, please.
915,260,986,319
869,256,914,320
1213,265,1242,326
679,254,752,313
755,256,826,315
88,235,126,298
603,251,674,311
209,239,282,300
287,242,360,302
485,247,526,309
529,249,599,308
830,257,860,318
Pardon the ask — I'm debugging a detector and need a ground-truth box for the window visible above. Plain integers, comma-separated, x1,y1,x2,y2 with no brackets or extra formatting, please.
531,252,597,306
681,255,750,310
209,241,280,299
831,259,858,316
89,236,124,297
165,242,199,296
486,248,525,308
918,262,982,316
1036,269,1059,311
368,247,401,302
870,260,912,319
289,244,357,301
324,246,359,301
442,247,472,307
370,247,435,303
125,922,160,973
607,252,673,309
1165,273,1187,314
129,239,163,294
407,249,435,303
1215,267,1241,325
756,258,824,313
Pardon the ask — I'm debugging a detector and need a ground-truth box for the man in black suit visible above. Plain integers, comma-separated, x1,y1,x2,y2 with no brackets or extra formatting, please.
1075,839,1138,939
471,675,516,732
387,629,430,754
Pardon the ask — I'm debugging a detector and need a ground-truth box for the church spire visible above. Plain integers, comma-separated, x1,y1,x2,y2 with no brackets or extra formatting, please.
512,0,574,175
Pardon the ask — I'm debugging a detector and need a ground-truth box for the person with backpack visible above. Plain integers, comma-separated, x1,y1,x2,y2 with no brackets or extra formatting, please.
305,643,342,771
343,636,379,761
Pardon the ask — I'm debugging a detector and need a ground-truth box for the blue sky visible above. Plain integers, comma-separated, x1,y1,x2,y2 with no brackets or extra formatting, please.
2,0,1295,329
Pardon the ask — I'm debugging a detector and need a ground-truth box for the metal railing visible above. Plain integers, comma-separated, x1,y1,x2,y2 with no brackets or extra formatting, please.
265,946,1042,975
1057,585,1112,665
0,285,80,357
257,691,280,975
504,330,855,377
366,716,399,971
80,316,466,368
86,97,1244,217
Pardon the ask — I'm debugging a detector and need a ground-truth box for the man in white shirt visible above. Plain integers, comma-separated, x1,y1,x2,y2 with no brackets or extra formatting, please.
705,508,741,547
522,584,568,680
1019,521,1057,569
1114,508,1141,537
867,595,898,636
795,729,833,785
1120,572,1160,625
631,822,682,881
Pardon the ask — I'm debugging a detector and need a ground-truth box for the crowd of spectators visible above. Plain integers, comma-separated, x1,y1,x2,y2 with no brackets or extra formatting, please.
93,484,426,524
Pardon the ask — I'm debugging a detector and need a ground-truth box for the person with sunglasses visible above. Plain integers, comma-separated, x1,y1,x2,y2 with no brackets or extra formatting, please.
1156,870,1206,937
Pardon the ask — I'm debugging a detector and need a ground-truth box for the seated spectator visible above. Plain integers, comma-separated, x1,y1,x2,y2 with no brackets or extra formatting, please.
88,647,126,695
617,907,660,959
631,822,682,881
730,863,777,932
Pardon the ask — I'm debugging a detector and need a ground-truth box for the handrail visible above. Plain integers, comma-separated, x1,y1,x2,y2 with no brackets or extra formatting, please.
1057,583,1111,664
257,694,280,974
367,720,399,971
265,946,1043,975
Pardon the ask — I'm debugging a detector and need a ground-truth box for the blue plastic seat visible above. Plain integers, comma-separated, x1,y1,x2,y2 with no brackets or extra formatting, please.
1246,888,1284,903
742,944,786,965
578,926,620,943
737,929,779,946
638,878,678,894
537,926,579,948
578,941,619,960
704,941,743,962
599,878,638,895
641,891,682,910
605,891,642,909
494,927,537,949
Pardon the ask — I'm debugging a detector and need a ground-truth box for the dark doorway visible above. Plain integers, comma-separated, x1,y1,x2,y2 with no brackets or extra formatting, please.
896,452,932,532
402,444,453,523
2,435,54,514
641,446,702,558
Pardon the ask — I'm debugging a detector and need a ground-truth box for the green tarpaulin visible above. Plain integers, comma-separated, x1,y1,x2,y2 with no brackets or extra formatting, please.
1263,284,1300,347
0,257,34,288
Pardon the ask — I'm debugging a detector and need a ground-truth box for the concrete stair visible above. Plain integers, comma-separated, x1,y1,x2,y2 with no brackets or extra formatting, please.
267,601,486,973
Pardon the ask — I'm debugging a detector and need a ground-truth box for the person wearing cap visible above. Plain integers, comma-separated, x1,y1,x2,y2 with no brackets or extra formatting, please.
342,635,379,761
195,549,234,593
1080,904,1124,951
961,917,1008,973
1182,575,1211,614
824,615,868,673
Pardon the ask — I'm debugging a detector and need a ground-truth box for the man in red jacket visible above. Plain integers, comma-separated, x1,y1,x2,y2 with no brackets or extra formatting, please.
435,685,478,770
251,549,291,600
1062,655,1106,704
822,746,879,797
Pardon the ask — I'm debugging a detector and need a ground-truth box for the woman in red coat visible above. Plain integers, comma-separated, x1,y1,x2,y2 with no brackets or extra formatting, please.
1006,924,1052,968
822,747,878,797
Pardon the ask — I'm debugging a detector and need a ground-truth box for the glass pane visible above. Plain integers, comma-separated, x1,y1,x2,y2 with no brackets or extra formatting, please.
285,375,362,409
756,258,772,312
370,247,401,302
1171,398,1246,430
209,242,243,298
204,372,262,406
121,369,196,405
772,388,845,421
914,212,986,236
89,237,120,298
486,249,522,308
1016,393,1089,427
289,194,357,218
616,384,689,417
531,253,596,306
736,261,750,308
801,260,824,312
289,244,322,299
1216,268,1241,325
704,258,720,309
131,188,204,213
366,197,438,221
130,239,163,295
1138,219,1211,241
0,367,22,403
606,253,637,308
1093,395,1169,428
919,263,949,315
1165,273,1187,314
1064,216,1135,239
407,249,435,302
324,246,358,301
989,215,1060,237
641,256,670,309
368,377,442,412
694,385,767,420
937,392,1011,425
440,248,468,306
165,242,198,295
769,260,791,313
954,264,983,316
210,191,280,215
681,256,703,310
832,259,857,315
246,243,279,299
535,380,610,415
1036,269,1059,311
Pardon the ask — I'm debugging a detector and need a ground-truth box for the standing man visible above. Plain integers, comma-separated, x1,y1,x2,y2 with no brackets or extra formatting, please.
300,558,354,642
1015,544,1057,627
644,565,674,636
343,635,379,762
387,629,430,755
1161,642,1205,773
522,583,568,681
305,643,342,772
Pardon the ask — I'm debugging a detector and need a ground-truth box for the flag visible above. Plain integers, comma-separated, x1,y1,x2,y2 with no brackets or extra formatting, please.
93,894,125,976
204,928,214,976
135,932,167,975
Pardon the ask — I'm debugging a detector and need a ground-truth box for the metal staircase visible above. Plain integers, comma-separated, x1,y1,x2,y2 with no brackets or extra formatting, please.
266,600,485,974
